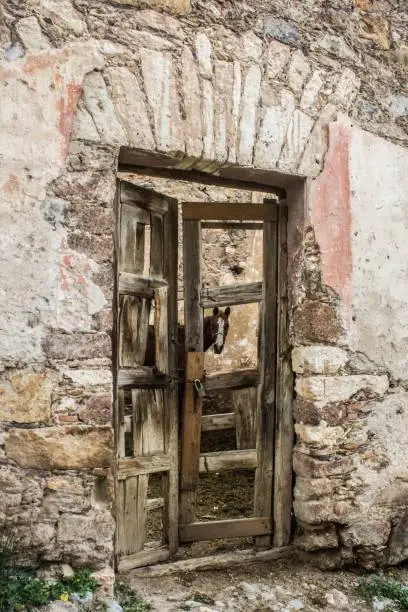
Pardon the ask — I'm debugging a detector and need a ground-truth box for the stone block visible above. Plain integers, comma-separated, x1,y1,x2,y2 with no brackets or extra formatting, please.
105,67,155,150
295,423,344,447
293,300,343,344
81,72,126,145
181,46,203,159
39,0,87,36
300,71,324,110
62,369,112,389
259,17,300,46
317,34,358,62
324,375,389,403
295,476,340,501
5,425,113,469
332,68,361,109
265,40,291,80
292,346,348,375
388,512,408,565
293,451,354,478
57,511,115,566
288,50,310,94
296,374,388,406
43,333,111,361
238,65,262,166
78,394,112,425
294,499,352,525
0,368,56,423
296,525,338,551
254,88,295,169
278,109,313,172
297,104,337,177
140,48,184,153
15,17,50,52
340,520,391,548
43,475,90,516
114,0,191,15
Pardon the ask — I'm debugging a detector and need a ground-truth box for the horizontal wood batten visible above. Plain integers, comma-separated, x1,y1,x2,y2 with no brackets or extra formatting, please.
201,221,263,230
201,412,235,431
119,273,167,297
117,546,170,572
204,368,260,392
129,546,293,576
182,202,278,221
118,367,168,388
179,517,271,542
117,454,170,478
199,449,257,472
201,281,263,308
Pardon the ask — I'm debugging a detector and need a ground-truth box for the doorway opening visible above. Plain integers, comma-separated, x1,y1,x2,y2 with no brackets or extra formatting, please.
113,161,293,573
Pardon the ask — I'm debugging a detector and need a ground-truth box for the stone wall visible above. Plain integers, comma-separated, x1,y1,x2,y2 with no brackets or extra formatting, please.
0,0,407,574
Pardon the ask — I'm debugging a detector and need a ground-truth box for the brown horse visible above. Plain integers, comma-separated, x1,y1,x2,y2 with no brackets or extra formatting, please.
145,306,231,371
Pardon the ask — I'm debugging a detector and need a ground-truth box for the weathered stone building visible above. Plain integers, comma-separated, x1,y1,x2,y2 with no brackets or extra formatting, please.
0,0,408,584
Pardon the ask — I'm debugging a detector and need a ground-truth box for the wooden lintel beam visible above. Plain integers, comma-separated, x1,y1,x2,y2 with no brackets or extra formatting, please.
117,164,285,199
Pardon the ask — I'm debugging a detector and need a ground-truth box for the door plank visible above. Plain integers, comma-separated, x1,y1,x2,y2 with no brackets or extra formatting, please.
233,387,258,450
200,282,263,308
117,546,170,573
273,203,293,547
119,295,151,367
120,203,148,273
154,287,168,375
180,352,205,524
254,201,279,548
117,455,171,479
199,449,257,472
179,517,271,542
203,369,259,392
132,389,165,456
201,412,235,431
182,202,278,221
119,273,167,296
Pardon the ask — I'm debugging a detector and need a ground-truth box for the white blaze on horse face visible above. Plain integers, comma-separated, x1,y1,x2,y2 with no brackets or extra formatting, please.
215,317,225,351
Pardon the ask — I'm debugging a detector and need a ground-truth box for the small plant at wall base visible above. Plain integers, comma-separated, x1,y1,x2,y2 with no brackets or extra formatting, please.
114,582,152,612
358,575,408,610
0,537,99,610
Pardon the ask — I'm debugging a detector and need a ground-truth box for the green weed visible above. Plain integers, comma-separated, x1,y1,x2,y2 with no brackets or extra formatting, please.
114,582,152,612
357,575,408,610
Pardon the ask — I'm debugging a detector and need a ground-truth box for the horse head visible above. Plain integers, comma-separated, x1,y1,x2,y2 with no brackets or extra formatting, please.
204,306,231,355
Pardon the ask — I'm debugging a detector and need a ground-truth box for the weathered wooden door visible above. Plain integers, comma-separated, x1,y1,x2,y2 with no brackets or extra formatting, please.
115,180,178,572
179,200,292,548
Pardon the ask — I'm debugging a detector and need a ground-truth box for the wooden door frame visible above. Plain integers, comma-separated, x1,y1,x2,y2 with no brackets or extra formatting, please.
178,199,293,549
113,167,294,568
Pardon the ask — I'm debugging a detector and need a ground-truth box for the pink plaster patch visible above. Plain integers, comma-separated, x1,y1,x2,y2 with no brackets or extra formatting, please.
56,81,82,159
310,123,352,307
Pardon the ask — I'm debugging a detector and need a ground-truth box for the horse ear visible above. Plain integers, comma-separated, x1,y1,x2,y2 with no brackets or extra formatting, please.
213,307,219,316
225,306,231,317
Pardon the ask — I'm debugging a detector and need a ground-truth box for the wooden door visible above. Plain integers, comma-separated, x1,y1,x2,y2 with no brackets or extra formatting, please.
115,180,178,572
179,200,291,548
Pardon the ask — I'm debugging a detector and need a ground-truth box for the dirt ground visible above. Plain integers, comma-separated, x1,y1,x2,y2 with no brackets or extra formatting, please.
121,558,408,611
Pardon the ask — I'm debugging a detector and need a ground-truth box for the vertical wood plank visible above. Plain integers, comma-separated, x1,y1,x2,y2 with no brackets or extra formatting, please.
273,203,293,547
233,387,258,450
150,213,164,277
132,389,165,456
117,388,126,459
154,287,168,374
163,196,179,554
179,352,205,526
254,204,279,548
119,296,151,367
183,220,203,352
120,203,149,273
180,219,203,528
